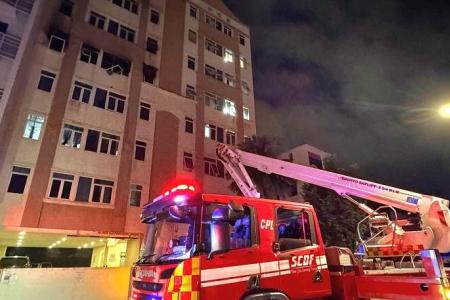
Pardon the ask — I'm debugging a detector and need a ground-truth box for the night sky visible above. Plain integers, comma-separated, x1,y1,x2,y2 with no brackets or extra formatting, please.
224,0,450,199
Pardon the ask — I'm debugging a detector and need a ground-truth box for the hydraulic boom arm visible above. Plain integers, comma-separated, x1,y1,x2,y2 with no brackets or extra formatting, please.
217,144,450,252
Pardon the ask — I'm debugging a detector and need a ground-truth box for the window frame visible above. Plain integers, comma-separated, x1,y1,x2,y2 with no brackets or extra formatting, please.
150,9,160,24
61,124,84,148
89,11,106,30
23,114,45,140
185,117,194,134
37,70,56,92
48,172,74,199
135,140,147,161
140,102,151,121
183,152,194,171
7,166,31,194
129,184,142,206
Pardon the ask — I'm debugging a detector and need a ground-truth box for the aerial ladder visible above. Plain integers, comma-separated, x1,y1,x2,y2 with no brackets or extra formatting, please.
216,144,450,255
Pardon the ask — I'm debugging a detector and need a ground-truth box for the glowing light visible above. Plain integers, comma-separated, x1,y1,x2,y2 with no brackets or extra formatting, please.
439,104,450,118
62,237,67,241
18,231,26,236
77,246,81,250
18,235,25,240
445,287,450,300
48,246,53,249
188,186,195,191
99,239,104,242
173,195,186,204
83,243,88,248
90,241,95,246
56,240,61,244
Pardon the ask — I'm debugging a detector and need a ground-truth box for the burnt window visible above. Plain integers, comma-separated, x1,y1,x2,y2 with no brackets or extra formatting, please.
48,29,68,52
101,52,131,76
135,141,146,161
143,64,157,84
80,43,99,65
146,37,158,54
60,0,73,16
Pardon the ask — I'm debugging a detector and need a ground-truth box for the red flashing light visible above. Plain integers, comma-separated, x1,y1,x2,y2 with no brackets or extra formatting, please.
154,183,197,202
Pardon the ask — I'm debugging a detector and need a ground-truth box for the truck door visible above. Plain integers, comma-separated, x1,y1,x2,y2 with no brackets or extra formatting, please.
274,207,330,299
200,203,261,299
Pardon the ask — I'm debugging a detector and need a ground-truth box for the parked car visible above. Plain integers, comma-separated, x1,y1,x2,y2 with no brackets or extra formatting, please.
0,256,31,269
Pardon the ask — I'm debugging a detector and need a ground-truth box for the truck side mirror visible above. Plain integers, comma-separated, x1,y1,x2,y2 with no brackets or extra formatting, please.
272,242,281,253
208,222,230,260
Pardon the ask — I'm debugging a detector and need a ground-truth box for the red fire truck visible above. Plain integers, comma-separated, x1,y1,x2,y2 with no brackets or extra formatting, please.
129,145,450,300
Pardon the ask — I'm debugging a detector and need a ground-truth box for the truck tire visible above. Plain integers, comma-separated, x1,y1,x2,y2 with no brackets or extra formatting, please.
242,291,290,300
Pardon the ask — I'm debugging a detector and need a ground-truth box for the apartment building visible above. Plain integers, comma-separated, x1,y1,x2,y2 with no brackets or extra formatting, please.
0,0,256,266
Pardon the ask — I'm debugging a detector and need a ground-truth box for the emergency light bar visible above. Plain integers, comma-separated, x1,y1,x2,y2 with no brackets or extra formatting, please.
153,184,196,202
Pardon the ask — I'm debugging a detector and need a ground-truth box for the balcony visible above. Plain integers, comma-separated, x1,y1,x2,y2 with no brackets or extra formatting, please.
0,32,21,59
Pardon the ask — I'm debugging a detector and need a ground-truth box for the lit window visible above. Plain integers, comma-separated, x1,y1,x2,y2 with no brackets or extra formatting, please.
61,124,84,148
185,117,194,133
223,99,236,116
7,166,30,194
243,107,250,120
89,11,106,30
187,56,196,70
140,102,151,121
240,56,247,69
72,81,92,103
37,71,56,92
204,124,216,139
49,172,74,199
183,152,194,171
23,114,44,140
150,9,160,24
129,184,142,206
224,49,234,63
135,141,146,161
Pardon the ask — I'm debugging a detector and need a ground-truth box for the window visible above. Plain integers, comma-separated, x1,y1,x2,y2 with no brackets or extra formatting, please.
240,56,247,69
80,43,99,65
185,117,193,133
217,127,224,143
108,20,119,35
276,208,317,251
188,30,197,43
119,24,135,42
204,124,216,140
205,64,216,79
106,92,126,113
225,73,235,87
75,177,91,202
61,124,83,148
190,5,197,18
223,25,232,37
92,179,114,203
112,0,138,14
241,81,250,95
205,15,215,27
85,129,100,152
215,20,223,31
60,0,73,16
37,70,56,92
205,93,224,111
215,43,223,57
89,12,106,30
135,140,146,161
226,130,236,145
140,102,150,121
150,9,160,24
0,21,8,33
23,114,44,140
224,49,233,63
205,39,222,57
129,184,142,206
100,132,120,155
186,85,196,99
146,37,158,53
93,88,107,109
7,166,30,194
48,32,67,52
183,152,193,171
239,34,245,46
308,152,323,169
49,172,74,199
223,99,236,116
143,64,158,84
187,56,196,70
101,52,131,76
243,106,250,120
72,81,92,103
204,158,224,177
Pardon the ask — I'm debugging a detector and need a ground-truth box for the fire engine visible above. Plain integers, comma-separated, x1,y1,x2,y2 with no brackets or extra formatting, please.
130,144,450,300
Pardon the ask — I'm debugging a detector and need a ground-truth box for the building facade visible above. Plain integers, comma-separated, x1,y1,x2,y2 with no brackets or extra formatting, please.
0,0,256,264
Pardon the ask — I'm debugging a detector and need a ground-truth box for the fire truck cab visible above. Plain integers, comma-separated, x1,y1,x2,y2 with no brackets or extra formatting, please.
131,185,332,300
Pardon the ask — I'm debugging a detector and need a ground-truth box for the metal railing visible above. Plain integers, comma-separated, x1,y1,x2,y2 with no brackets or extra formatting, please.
4,0,34,14
357,205,398,249
0,32,21,59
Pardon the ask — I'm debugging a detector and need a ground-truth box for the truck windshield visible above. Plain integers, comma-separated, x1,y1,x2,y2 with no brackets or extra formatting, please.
138,205,200,265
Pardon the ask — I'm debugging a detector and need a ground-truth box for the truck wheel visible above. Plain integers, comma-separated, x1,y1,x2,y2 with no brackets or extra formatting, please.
242,291,290,300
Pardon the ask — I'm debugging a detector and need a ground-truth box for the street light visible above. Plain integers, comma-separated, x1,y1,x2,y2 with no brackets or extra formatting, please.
438,104,450,118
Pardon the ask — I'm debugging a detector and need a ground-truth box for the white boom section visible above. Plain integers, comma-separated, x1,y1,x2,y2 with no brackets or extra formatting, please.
217,144,450,252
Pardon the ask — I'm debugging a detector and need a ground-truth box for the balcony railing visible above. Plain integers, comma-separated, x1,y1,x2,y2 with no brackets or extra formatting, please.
0,32,21,59
4,0,34,14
